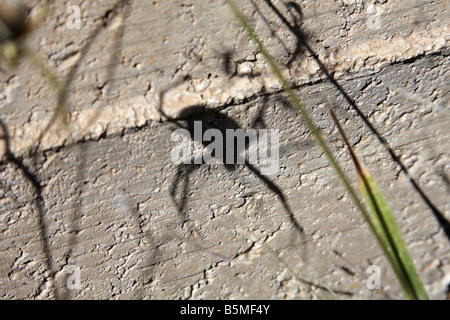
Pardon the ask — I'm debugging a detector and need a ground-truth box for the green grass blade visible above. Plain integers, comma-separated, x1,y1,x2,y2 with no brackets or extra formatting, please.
227,0,428,299
330,106,428,300
359,171,428,300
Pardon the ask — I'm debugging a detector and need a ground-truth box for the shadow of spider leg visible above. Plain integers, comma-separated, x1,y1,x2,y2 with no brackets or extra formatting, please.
165,103,305,239
169,162,201,227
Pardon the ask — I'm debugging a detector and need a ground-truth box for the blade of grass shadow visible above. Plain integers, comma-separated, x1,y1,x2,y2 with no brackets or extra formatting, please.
227,0,428,300
227,0,371,234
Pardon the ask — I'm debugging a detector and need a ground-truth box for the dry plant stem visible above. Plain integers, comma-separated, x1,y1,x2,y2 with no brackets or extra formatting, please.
1,0,69,148
22,48,70,145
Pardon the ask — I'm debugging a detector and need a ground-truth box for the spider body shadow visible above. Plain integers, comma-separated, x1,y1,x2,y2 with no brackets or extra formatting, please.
158,98,304,237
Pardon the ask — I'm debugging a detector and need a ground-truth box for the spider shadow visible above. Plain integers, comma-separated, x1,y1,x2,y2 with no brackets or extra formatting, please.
158,95,305,239
259,0,450,242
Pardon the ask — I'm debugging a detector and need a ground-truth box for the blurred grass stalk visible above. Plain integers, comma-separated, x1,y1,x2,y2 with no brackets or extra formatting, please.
227,0,428,300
